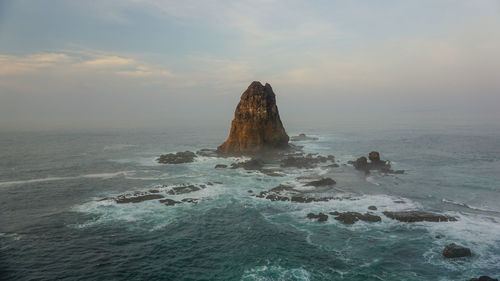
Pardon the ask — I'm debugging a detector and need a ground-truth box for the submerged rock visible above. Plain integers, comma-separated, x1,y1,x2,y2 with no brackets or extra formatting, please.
290,133,319,141
383,211,457,222
468,276,498,281
368,205,377,211
304,177,336,187
443,243,472,258
165,184,207,195
217,81,289,155
230,158,265,170
160,198,182,206
214,164,227,169
157,151,196,164
115,194,164,204
281,154,330,169
307,212,328,222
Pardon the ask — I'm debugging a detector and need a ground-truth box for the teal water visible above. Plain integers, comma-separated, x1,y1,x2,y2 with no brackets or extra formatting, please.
1,126,499,280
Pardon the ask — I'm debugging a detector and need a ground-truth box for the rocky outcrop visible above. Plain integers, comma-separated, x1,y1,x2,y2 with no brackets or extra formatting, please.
443,243,472,258
468,276,498,281
157,151,196,164
217,81,289,155
305,177,336,187
383,211,457,222
290,133,318,141
348,151,404,174
307,212,328,222
330,211,381,225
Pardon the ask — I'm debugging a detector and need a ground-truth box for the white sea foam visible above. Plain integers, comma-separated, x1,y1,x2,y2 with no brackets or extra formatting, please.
0,171,135,187
240,265,311,281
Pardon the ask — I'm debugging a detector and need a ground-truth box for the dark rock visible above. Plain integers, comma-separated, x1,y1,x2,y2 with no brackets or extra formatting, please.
115,194,164,204
305,177,336,187
306,212,328,222
157,151,196,164
217,81,289,155
351,152,405,174
333,212,382,225
468,277,498,281
160,198,182,206
115,194,165,204
149,189,160,193
354,156,368,170
383,211,457,222
196,148,218,157
393,200,406,204
329,211,340,216
369,151,380,162
230,158,265,170
368,205,377,211
290,133,319,141
215,164,227,169
181,198,199,204
248,190,253,193
166,184,205,195
260,169,284,177
281,155,330,169
443,243,472,258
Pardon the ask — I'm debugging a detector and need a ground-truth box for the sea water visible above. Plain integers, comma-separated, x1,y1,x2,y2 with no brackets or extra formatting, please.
1,125,499,280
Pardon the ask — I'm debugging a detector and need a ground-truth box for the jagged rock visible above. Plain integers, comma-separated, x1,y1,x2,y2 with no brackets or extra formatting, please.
369,151,380,162
307,213,328,222
115,194,164,204
181,198,200,204
230,158,265,170
160,198,182,206
350,152,404,174
305,177,336,187
290,133,319,141
383,211,457,222
333,212,381,225
215,164,227,169
443,243,472,258
217,81,289,155
281,155,329,168
165,184,207,195
468,276,498,281
157,151,196,164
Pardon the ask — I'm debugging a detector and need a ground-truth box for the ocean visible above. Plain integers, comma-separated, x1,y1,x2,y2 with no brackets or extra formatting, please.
1,125,499,280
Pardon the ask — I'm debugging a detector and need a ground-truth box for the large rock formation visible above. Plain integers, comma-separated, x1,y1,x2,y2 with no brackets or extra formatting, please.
217,81,289,155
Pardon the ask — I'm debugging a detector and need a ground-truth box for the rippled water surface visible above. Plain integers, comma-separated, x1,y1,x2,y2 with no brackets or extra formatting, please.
1,126,499,280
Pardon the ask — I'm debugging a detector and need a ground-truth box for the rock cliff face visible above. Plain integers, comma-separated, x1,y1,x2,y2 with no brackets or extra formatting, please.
217,81,289,155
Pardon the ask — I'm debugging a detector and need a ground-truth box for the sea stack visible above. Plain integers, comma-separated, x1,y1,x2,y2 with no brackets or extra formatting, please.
217,81,289,155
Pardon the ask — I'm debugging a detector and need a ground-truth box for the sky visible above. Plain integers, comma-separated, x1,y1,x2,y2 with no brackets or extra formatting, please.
1,0,499,131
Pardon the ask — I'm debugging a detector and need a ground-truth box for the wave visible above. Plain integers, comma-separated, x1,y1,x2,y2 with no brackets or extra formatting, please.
442,198,500,214
0,171,135,187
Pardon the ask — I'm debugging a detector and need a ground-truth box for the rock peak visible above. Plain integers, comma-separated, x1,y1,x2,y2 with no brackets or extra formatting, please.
217,81,289,155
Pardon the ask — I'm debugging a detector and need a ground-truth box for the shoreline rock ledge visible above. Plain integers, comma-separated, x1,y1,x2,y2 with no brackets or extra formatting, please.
217,81,289,155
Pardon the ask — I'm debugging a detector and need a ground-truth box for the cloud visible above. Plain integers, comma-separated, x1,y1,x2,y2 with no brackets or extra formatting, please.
81,56,134,68
0,53,73,75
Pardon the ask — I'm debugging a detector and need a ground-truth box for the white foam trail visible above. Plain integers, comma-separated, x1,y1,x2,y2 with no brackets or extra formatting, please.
0,171,135,187
442,198,500,213
241,265,311,281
